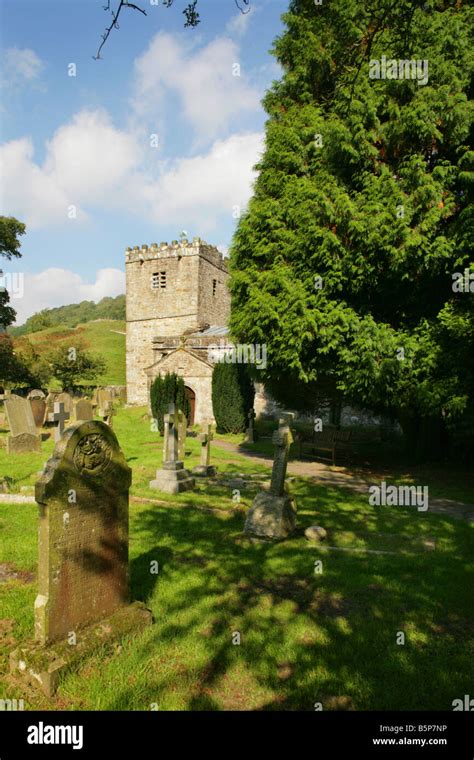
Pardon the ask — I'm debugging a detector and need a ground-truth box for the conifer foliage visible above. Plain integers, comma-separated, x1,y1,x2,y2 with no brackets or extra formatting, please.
229,0,473,458
150,372,190,434
212,363,255,434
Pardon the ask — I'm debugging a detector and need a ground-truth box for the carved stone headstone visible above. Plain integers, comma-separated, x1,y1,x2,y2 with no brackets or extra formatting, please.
29,398,47,429
244,413,297,539
5,394,41,453
73,398,94,423
97,388,112,410
56,392,73,416
193,422,217,477
10,420,152,696
150,404,195,494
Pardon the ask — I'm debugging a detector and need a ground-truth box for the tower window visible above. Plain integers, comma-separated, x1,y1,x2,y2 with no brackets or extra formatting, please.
152,271,167,289
212,279,217,297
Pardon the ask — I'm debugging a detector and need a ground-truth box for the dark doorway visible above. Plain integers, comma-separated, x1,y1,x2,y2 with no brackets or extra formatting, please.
185,386,196,425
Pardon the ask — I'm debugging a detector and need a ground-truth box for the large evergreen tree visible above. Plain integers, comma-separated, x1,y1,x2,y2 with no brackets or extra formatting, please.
230,0,473,459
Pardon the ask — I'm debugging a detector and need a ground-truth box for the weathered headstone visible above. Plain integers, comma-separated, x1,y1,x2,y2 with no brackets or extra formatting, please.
244,413,297,539
245,409,256,443
29,397,47,429
193,421,217,476
57,392,73,416
5,394,41,454
150,404,195,494
100,401,116,429
73,398,94,423
48,402,70,442
178,409,187,461
97,388,112,410
10,420,152,696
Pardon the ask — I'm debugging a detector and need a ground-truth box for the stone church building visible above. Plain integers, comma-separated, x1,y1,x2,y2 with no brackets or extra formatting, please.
126,237,242,424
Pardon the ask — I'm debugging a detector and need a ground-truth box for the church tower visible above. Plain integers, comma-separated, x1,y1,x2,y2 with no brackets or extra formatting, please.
125,237,230,405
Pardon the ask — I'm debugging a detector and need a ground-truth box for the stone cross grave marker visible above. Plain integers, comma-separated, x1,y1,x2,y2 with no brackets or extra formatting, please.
48,402,70,442
193,421,217,477
244,413,297,539
245,408,256,443
10,420,152,696
5,394,41,454
150,403,195,494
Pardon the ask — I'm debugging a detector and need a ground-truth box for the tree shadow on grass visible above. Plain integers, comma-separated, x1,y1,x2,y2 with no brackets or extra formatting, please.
104,478,474,711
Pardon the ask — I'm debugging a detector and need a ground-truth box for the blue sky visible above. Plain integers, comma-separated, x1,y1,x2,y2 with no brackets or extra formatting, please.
0,0,287,324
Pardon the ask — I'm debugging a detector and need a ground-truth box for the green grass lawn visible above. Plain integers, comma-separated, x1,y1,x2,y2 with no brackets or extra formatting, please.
1,407,473,710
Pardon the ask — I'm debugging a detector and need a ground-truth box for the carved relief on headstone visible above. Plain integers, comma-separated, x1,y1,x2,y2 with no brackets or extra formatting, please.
10,420,152,696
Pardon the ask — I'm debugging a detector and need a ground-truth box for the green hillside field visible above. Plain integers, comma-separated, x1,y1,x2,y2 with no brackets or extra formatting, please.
17,319,126,386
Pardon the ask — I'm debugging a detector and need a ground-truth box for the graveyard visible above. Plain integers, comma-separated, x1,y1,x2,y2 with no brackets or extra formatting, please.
1,402,473,710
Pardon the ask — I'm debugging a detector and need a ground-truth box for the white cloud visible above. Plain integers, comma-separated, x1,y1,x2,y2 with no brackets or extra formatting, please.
2,47,44,84
0,110,142,227
11,268,125,325
133,32,260,142
141,131,263,230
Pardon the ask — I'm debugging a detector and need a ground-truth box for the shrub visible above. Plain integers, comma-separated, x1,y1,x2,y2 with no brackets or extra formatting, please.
212,362,255,434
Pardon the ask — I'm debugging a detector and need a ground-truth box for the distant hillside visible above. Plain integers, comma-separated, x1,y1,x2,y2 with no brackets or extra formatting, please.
10,295,125,336
17,320,126,386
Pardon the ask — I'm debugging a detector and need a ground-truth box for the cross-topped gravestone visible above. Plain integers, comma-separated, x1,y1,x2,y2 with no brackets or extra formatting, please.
48,402,70,442
245,408,256,443
150,403,195,494
244,413,297,539
10,420,152,696
193,421,217,476
5,394,41,454
270,413,294,496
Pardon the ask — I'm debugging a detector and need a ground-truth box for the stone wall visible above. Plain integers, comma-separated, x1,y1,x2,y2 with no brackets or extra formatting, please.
146,349,214,424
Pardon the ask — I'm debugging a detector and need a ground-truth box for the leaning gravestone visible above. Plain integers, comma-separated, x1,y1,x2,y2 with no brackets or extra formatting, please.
244,413,297,539
150,404,195,494
193,421,217,477
10,420,152,696
4,394,41,454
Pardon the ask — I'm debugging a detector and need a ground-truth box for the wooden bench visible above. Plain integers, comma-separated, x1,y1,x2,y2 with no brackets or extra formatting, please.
297,429,352,466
